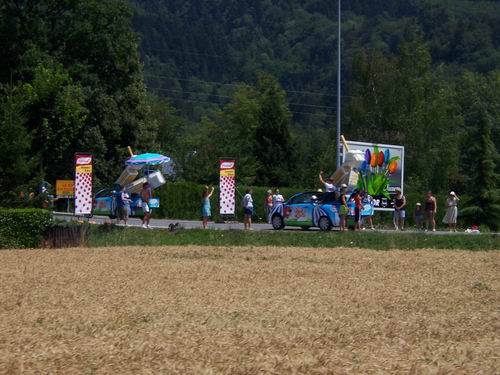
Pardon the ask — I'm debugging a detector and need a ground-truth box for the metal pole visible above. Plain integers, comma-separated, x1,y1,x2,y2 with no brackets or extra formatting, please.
336,0,342,169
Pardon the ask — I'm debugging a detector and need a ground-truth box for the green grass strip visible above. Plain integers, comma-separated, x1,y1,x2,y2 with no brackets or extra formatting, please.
88,226,500,251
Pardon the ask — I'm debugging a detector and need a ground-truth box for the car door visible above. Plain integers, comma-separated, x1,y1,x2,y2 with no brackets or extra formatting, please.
284,193,315,227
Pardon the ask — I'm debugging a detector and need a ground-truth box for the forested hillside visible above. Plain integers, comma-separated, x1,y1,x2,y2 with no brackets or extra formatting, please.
131,0,499,195
0,0,499,227
132,0,500,125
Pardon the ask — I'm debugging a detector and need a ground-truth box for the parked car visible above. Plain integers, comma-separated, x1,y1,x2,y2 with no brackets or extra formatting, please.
93,188,159,219
269,191,374,231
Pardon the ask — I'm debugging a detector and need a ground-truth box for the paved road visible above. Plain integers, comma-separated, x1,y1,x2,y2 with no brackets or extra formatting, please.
53,212,493,236
53,212,274,231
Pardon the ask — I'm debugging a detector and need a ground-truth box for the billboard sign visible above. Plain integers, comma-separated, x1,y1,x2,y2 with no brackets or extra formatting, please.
74,153,93,215
343,141,404,211
219,159,236,215
56,180,74,198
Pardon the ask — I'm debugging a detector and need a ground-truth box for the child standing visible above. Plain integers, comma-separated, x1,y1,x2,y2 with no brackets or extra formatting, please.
414,203,424,229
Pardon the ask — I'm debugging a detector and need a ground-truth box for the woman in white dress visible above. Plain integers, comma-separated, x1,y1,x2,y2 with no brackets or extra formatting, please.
443,191,460,232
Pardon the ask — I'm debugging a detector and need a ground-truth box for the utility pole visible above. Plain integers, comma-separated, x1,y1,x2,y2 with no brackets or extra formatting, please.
336,0,342,169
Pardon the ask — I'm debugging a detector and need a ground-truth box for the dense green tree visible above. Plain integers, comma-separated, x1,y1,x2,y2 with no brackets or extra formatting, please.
460,106,500,230
0,84,32,198
346,40,462,193
0,0,155,189
254,75,295,187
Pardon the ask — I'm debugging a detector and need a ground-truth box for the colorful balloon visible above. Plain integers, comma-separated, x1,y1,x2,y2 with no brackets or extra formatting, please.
377,151,385,167
359,161,367,172
388,160,398,174
384,149,390,165
370,153,377,168
364,149,371,164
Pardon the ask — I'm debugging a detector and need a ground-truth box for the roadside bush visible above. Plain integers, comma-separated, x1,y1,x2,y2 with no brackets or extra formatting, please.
153,182,302,222
0,208,53,248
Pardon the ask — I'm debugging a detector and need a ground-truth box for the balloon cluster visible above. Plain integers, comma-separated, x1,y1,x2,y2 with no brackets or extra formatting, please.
357,146,400,197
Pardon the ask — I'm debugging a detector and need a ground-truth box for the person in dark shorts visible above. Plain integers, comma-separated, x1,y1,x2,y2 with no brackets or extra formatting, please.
425,191,437,232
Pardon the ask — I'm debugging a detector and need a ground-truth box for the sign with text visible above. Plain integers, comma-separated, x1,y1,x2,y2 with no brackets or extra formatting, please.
56,180,74,197
344,141,405,211
74,154,93,215
219,160,236,215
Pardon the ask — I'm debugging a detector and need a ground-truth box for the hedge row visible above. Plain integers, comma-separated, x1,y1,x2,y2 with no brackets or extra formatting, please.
0,208,53,248
153,182,471,227
153,182,302,222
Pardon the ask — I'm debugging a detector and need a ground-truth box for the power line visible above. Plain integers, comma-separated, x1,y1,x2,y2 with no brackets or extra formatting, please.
144,73,354,99
147,85,338,110
146,86,336,117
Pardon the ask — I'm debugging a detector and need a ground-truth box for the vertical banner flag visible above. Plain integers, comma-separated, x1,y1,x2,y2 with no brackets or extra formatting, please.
219,159,236,215
74,153,93,215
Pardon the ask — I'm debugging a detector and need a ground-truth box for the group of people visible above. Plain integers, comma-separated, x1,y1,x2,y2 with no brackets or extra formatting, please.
396,190,460,232
115,174,460,232
115,182,153,228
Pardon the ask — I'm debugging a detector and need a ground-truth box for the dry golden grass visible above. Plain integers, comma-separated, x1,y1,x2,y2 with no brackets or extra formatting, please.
0,246,499,374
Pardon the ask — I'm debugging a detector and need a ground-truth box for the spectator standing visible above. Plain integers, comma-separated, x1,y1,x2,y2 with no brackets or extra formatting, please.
393,188,406,230
362,191,375,230
443,191,460,232
272,189,285,206
414,203,424,229
425,191,437,232
339,184,348,232
319,171,337,193
201,185,215,229
351,190,363,231
242,188,254,230
264,190,273,222
116,186,131,226
140,182,153,229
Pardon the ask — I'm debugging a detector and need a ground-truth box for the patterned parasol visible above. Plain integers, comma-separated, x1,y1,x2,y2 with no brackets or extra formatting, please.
125,153,171,166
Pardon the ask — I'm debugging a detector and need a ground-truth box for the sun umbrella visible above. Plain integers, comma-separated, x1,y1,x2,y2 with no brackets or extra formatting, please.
125,153,171,166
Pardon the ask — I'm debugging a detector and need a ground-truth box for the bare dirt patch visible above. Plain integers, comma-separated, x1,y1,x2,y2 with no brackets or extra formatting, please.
0,246,499,374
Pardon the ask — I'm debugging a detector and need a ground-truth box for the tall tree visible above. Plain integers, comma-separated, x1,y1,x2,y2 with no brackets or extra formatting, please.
460,106,500,230
254,74,295,187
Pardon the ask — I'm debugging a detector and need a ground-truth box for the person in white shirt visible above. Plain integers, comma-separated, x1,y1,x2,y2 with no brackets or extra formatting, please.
319,171,337,193
242,188,254,230
272,189,284,206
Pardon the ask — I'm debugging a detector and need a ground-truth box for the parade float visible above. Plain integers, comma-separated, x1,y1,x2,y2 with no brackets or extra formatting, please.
93,148,174,218
331,136,404,210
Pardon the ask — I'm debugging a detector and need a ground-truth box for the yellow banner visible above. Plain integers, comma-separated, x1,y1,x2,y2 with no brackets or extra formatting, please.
56,180,74,196
76,165,92,173
220,169,235,177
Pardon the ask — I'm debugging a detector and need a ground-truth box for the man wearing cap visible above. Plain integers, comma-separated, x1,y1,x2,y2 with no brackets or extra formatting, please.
443,191,460,232
393,188,406,230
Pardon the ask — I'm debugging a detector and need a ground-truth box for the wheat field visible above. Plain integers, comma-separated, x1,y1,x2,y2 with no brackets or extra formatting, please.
0,246,499,374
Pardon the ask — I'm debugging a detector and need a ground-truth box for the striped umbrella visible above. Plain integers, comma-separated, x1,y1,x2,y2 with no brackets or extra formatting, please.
125,153,171,166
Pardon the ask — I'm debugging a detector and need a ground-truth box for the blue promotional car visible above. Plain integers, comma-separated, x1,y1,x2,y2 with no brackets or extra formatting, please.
269,191,374,231
93,188,159,219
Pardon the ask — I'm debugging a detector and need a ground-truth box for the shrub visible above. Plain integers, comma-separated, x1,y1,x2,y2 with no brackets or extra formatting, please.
153,182,302,222
0,208,53,248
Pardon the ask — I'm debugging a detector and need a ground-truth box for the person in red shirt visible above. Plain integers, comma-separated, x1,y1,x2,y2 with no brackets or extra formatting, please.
351,190,363,231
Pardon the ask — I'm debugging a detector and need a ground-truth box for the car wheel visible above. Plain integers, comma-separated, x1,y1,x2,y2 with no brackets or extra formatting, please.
271,215,284,230
318,216,332,231
109,208,117,220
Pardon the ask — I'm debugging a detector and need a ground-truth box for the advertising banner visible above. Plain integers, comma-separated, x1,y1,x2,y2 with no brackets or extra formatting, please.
343,141,404,211
74,153,93,215
56,180,74,198
219,159,236,215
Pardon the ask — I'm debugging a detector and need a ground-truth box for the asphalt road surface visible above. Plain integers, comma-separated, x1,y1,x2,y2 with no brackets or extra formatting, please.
52,212,490,235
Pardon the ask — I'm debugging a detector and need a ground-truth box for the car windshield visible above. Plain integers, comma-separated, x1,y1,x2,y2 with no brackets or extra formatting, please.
289,192,323,205
96,189,114,198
